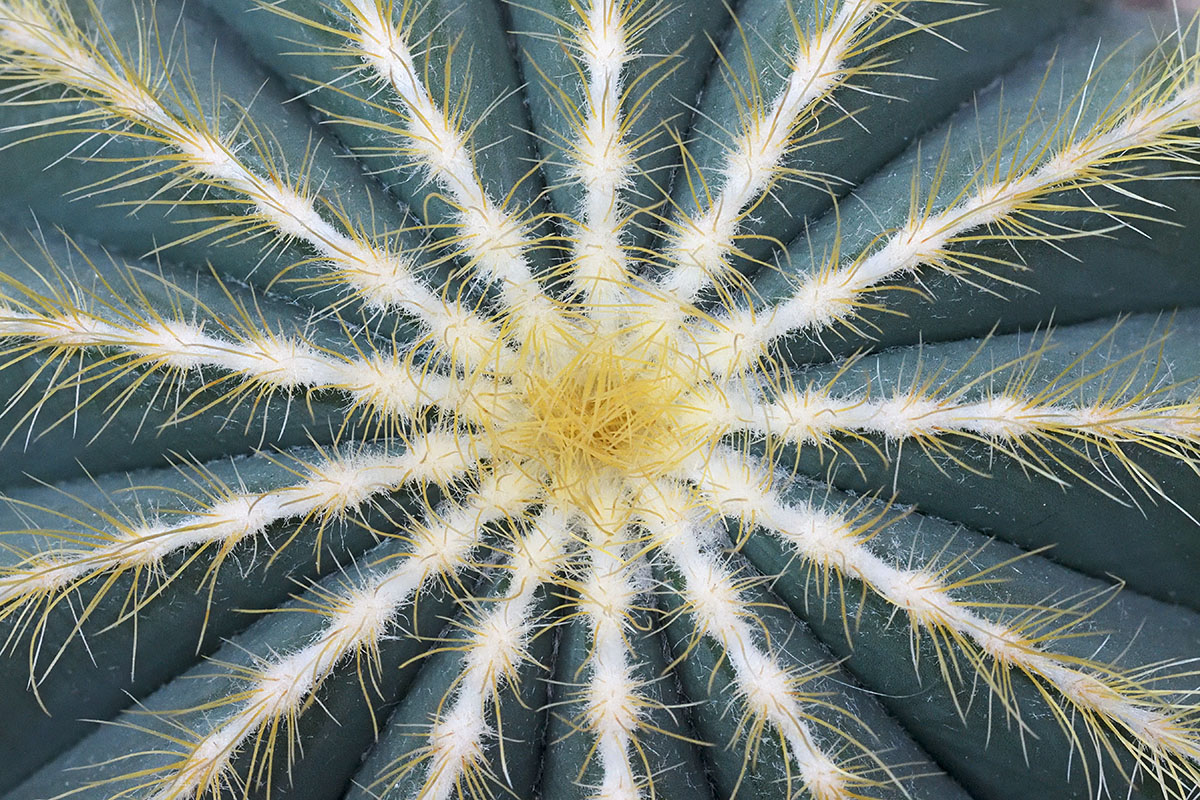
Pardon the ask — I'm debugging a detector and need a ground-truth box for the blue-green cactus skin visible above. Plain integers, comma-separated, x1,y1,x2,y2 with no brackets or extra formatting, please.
0,2,1199,800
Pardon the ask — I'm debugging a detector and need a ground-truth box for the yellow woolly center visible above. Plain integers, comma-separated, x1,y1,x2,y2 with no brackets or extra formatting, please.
487,322,708,515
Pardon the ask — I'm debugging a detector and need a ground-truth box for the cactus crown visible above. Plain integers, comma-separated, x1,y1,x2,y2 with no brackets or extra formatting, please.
0,1,1199,800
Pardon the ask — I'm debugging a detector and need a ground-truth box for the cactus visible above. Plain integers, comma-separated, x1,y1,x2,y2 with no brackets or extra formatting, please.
1,0,1200,798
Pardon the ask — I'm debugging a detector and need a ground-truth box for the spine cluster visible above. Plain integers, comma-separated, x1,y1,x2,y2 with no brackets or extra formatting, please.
0,2,1197,800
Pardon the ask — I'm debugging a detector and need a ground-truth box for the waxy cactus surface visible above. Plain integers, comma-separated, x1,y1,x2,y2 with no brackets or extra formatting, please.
1,1,1200,799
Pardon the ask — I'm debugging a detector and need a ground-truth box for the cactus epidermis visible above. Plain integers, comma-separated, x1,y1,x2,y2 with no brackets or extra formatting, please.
1,1,1200,800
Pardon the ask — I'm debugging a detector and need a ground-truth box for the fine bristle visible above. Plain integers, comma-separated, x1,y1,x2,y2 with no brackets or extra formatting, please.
0,1,1199,799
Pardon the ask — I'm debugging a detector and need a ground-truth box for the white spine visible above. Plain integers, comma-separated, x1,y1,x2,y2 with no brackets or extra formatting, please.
699,448,1200,765
663,1,882,305
0,3,499,366
343,0,563,341
0,309,490,421
702,80,1200,374
581,520,643,799
705,387,1200,446
144,467,539,800
642,487,853,800
570,0,633,325
0,433,475,607
417,511,567,800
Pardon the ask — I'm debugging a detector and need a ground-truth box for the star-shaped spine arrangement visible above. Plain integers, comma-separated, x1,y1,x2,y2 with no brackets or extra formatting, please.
0,1,1199,799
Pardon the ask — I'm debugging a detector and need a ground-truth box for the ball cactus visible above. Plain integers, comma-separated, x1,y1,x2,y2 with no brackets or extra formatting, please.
0,1,1199,799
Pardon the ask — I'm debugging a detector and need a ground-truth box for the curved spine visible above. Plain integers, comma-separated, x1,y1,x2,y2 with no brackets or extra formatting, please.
0,431,475,614
0,1,502,367
139,465,539,800
661,0,890,307
640,482,860,800
697,447,1200,784
699,67,1200,374
338,0,568,346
